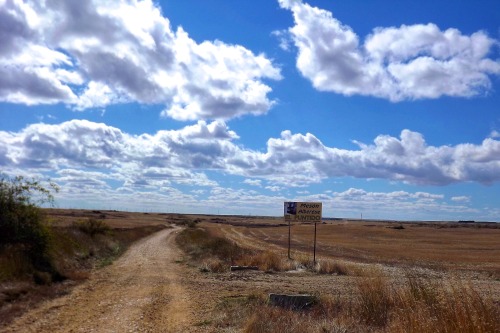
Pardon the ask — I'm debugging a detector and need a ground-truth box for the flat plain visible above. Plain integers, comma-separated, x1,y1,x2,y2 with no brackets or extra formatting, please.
2,209,499,332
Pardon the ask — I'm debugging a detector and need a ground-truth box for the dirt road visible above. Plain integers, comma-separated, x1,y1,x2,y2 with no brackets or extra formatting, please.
3,227,195,333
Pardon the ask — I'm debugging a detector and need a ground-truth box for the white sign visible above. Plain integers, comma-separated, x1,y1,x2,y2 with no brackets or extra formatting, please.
284,202,322,222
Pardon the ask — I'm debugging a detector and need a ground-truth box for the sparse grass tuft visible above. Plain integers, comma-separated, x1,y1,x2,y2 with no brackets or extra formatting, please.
291,252,315,270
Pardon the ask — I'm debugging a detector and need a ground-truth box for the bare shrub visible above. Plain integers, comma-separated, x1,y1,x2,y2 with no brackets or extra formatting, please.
199,258,227,273
74,218,110,237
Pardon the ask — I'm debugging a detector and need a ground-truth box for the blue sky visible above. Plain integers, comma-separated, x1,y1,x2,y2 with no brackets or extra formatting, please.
1,0,500,221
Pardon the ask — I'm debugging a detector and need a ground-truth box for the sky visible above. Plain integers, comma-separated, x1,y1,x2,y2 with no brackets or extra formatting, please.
1,0,500,221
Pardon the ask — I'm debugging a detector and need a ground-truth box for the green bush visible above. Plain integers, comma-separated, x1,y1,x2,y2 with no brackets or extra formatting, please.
0,175,59,276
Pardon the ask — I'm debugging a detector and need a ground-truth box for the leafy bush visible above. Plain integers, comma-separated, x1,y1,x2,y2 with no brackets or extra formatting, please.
0,175,59,275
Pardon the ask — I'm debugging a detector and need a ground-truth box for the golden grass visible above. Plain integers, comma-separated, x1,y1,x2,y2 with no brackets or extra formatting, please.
355,274,393,327
390,274,499,333
199,258,226,273
6,210,494,332
202,220,500,277
178,224,498,332
179,227,357,275
240,274,500,333
314,259,349,275
237,251,295,272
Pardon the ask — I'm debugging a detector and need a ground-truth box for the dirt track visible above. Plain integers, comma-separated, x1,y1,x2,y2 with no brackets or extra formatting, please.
3,227,194,333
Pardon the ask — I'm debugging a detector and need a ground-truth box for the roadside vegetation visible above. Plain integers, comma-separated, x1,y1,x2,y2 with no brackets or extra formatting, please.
176,227,247,272
0,175,165,327
176,225,500,332
242,271,499,333
176,226,354,275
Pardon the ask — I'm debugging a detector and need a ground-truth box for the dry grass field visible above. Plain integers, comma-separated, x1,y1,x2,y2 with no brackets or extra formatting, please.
178,215,500,332
205,217,500,274
45,208,173,228
2,210,499,332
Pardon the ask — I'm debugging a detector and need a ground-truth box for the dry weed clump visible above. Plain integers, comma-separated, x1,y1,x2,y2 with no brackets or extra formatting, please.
243,302,357,333
238,251,295,272
354,275,393,327
210,293,266,329
315,259,349,275
243,306,314,333
292,252,315,270
199,258,226,273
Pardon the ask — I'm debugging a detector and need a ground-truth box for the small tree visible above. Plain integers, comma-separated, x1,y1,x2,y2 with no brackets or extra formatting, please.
0,175,59,272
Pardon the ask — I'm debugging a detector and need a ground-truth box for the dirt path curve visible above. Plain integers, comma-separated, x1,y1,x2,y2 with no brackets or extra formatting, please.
3,227,194,333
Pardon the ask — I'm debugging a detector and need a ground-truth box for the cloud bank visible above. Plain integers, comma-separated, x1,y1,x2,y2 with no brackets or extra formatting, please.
0,0,281,120
2,120,500,186
278,0,500,101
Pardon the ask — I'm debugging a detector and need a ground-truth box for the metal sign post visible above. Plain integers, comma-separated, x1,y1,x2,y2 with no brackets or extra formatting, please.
313,222,317,264
288,218,291,259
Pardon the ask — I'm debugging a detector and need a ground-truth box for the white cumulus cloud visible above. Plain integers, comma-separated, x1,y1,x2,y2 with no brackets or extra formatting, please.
2,120,500,187
279,0,500,101
0,0,281,120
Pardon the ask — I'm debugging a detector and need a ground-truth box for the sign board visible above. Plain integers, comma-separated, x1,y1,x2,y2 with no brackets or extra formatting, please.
284,202,322,222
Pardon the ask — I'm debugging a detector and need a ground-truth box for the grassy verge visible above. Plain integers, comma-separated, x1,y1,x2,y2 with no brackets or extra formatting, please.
242,273,499,333
176,227,248,272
